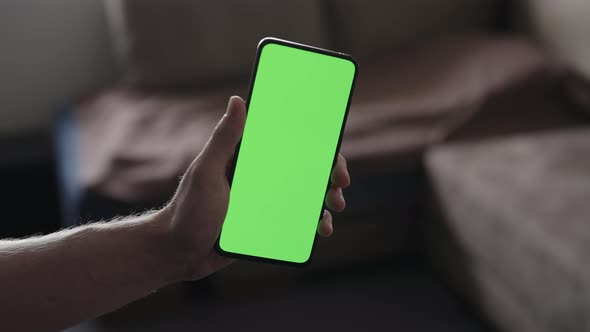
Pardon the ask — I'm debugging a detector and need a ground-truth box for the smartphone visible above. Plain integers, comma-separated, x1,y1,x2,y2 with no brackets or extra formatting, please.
216,37,357,265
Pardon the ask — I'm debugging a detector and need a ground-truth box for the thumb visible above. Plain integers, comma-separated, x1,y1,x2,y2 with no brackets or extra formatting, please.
202,96,246,168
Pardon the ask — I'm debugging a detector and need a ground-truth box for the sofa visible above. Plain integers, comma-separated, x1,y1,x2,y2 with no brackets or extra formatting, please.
425,128,590,332
62,0,502,254
55,0,590,330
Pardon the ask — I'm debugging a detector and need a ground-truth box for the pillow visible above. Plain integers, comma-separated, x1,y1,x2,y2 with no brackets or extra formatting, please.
105,0,328,90
323,0,497,61
523,0,590,78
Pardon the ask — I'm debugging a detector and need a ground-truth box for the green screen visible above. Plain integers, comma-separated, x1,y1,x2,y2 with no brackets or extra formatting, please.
219,40,356,264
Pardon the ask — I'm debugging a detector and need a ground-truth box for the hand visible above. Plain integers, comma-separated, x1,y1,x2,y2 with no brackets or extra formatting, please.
159,96,351,280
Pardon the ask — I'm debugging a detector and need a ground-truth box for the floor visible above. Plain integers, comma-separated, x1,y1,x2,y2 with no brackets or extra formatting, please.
64,259,494,332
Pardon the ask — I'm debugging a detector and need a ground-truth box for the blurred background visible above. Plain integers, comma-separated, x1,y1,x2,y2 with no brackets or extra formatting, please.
1,0,590,331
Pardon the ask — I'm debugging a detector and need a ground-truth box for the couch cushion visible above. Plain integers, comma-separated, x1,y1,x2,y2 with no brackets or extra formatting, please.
105,0,328,90
323,0,497,62
425,128,590,332
75,86,246,201
523,0,590,78
341,35,574,176
73,35,578,203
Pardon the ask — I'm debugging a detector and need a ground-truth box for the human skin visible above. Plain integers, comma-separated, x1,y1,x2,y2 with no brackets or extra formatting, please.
0,96,351,332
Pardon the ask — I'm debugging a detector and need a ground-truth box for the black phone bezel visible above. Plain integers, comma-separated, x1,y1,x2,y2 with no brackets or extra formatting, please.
214,37,358,267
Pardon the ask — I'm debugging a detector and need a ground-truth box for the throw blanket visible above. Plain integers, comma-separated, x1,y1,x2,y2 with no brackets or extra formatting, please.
75,35,590,202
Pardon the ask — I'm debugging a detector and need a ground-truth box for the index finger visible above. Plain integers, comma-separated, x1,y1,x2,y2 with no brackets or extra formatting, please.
331,153,350,189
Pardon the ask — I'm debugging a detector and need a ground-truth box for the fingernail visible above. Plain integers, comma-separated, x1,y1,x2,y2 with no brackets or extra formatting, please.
226,96,239,118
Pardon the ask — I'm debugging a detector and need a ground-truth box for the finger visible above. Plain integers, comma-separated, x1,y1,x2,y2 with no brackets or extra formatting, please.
331,154,351,189
210,252,236,271
325,187,345,212
201,96,246,168
317,210,333,237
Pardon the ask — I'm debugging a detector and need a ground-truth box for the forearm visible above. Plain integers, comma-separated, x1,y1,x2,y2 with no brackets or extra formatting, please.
0,211,184,332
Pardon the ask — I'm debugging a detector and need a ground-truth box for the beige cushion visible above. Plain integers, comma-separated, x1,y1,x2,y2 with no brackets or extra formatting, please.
425,128,590,332
105,0,327,90
324,0,497,61
522,0,590,78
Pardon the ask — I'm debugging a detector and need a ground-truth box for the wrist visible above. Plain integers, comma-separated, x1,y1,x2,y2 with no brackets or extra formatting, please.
145,208,190,284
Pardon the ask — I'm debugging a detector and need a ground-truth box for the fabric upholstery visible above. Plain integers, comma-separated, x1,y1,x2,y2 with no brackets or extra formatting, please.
323,0,497,62
523,0,590,78
75,86,246,201
341,35,573,175
105,0,328,90
425,128,590,332
74,35,577,202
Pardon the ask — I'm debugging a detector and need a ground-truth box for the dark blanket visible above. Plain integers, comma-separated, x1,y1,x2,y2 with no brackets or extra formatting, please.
74,35,590,202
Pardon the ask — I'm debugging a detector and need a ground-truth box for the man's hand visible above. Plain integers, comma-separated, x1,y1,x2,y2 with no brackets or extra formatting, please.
0,95,350,331
159,96,351,280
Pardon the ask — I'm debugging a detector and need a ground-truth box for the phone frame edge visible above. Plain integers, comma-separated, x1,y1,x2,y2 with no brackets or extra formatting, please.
214,37,359,267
